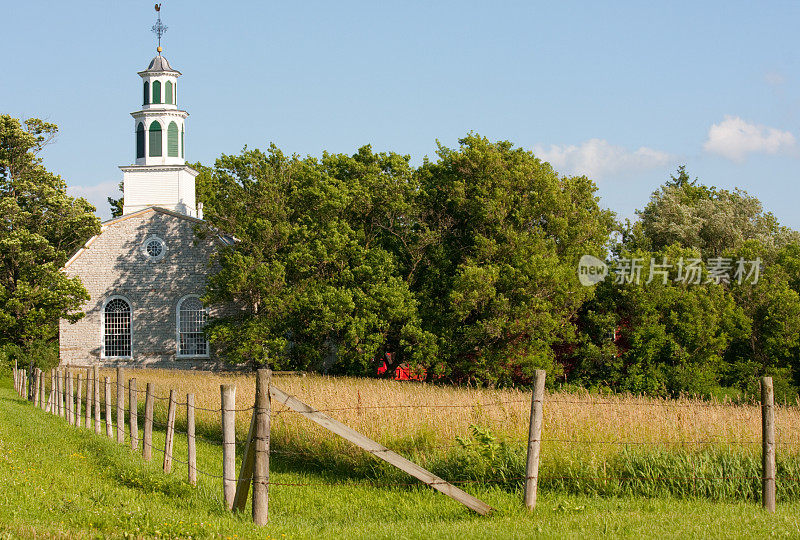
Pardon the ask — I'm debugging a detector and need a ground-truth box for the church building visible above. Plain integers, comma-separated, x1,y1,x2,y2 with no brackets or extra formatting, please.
59,41,227,369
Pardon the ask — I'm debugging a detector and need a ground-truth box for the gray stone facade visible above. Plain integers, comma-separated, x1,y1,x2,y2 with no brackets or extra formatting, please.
59,207,226,369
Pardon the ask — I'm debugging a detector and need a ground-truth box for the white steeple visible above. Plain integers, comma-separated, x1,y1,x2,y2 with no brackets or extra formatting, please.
119,6,199,218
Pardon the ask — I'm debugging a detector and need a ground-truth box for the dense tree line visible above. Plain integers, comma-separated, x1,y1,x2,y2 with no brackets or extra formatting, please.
5,114,800,398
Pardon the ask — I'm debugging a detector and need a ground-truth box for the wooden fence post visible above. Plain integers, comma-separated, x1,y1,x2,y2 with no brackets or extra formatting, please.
105,376,113,438
13,360,17,394
116,367,125,444
56,369,63,417
143,383,154,461
67,370,74,425
129,378,138,451
76,372,83,423
221,384,236,509
524,370,546,510
233,405,258,512
93,366,101,434
187,393,197,486
85,369,92,429
762,376,776,513
38,369,45,409
48,369,56,413
253,369,271,525
33,368,40,408
163,389,177,474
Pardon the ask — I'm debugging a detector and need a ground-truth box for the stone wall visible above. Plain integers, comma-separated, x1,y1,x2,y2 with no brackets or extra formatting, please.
59,208,227,369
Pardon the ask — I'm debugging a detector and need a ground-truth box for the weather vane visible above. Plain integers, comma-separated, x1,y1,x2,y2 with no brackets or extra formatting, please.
152,3,168,53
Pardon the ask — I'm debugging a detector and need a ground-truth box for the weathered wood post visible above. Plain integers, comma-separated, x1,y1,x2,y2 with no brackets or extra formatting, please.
93,366,101,434
187,393,197,486
76,372,83,423
33,368,40,408
129,378,138,451
233,406,258,512
143,383,154,461
85,369,92,429
163,389,177,474
13,360,17,394
56,368,63,417
524,369,546,510
116,367,125,444
105,376,113,438
253,369,271,525
37,369,45,409
67,370,74,425
762,376,776,512
221,384,236,509
48,369,56,413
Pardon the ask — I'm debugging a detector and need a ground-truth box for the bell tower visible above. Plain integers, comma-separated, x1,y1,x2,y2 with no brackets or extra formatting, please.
119,4,200,217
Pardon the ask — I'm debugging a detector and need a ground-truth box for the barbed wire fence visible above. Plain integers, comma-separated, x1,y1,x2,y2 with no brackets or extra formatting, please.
11,365,783,524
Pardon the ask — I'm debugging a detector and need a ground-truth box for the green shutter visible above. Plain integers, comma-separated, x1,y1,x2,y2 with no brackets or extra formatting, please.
152,80,161,104
167,122,179,157
143,81,150,105
174,82,177,106
149,121,162,157
136,123,145,159
181,126,184,158
165,81,173,104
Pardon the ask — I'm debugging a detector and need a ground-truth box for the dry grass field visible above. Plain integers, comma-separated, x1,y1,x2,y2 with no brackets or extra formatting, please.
93,368,800,461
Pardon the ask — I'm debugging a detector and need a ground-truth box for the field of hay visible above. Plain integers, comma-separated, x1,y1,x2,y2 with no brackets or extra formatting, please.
41,367,800,501
91,368,800,458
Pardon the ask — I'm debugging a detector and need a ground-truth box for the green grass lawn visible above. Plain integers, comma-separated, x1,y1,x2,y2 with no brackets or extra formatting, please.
1,377,799,539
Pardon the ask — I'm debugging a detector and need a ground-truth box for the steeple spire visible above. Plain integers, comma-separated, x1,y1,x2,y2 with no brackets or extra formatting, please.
152,3,168,54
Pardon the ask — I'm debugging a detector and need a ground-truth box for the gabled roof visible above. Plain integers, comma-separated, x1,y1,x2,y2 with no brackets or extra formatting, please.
63,207,233,270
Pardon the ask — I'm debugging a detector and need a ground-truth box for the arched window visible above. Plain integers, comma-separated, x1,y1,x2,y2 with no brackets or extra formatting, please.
149,121,162,157
173,81,177,105
136,122,145,159
103,298,132,358
181,126,184,158
177,296,208,357
165,81,173,104
152,80,161,104
143,81,150,105
167,121,179,157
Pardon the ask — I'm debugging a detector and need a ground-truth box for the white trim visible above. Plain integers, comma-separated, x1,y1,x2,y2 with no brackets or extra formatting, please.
176,294,210,359
100,295,133,359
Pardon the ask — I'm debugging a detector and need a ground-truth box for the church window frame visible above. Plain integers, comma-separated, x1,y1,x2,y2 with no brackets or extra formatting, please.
167,121,179,157
141,235,167,262
152,80,162,104
148,120,162,157
101,296,133,359
136,122,145,159
176,295,209,358
143,81,150,105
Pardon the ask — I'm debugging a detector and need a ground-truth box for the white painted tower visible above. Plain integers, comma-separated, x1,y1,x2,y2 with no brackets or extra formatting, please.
120,20,200,217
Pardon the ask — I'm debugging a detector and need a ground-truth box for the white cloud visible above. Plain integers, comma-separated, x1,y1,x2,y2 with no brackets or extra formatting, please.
533,138,672,179
67,181,119,221
703,116,795,162
765,71,785,87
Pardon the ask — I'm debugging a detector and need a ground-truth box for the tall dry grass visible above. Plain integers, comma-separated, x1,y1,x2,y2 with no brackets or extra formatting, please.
85,367,800,499
95,368,800,455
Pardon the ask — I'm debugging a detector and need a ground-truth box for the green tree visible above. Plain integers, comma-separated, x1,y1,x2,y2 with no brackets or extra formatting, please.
0,115,100,350
414,134,615,385
107,181,124,218
201,145,436,373
631,166,798,257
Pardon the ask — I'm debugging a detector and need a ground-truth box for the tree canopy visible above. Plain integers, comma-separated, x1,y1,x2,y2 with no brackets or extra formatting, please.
0,115,100,349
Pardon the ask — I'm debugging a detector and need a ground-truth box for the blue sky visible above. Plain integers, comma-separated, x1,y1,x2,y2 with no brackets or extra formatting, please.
4,1,800,224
